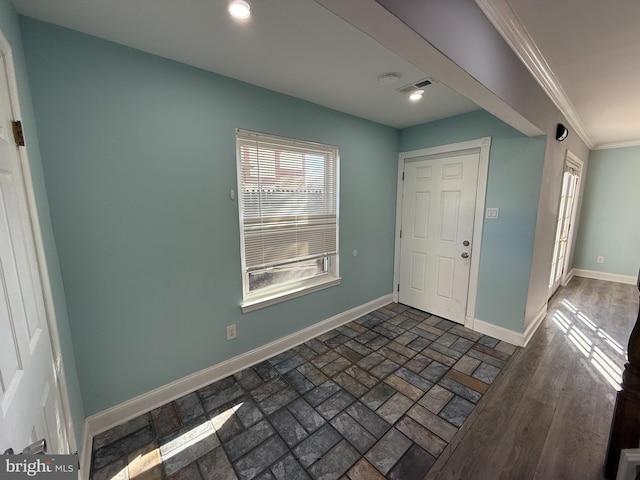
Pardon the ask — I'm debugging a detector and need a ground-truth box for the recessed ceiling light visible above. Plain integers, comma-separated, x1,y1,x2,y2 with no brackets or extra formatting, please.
227,0,251,20
409,90,424,102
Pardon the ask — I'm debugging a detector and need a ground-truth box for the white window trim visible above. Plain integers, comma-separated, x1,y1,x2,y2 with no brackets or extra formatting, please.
236,129,340,312
241,276,341,313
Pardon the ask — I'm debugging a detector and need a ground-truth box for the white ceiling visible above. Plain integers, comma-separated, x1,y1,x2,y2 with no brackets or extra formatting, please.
10,0,479,129
12,0,638,148
482,0,640,149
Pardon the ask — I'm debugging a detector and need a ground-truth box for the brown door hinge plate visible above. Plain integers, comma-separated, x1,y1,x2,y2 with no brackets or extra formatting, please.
12,120,25,146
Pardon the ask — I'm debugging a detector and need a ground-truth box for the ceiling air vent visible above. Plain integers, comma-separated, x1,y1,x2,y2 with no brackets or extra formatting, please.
396,78,433,93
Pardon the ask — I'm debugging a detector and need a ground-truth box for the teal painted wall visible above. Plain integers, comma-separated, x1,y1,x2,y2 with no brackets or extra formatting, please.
400,110,547,332
0,3,84,445
574,147,640,277
20,18,399,415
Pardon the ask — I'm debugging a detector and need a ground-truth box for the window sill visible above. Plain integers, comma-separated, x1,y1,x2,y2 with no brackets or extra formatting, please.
241,276,341,313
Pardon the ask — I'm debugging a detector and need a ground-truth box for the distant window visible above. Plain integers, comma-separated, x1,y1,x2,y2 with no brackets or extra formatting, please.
236,129,340,311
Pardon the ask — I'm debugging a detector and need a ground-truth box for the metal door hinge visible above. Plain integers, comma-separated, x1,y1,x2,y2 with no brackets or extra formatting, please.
22,439,46,455
397,284,400,292
402,172,405,180
12,120,25,146
2,439,46,456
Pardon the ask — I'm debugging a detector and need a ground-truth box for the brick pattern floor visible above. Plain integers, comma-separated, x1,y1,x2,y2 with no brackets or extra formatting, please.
89,303,516,480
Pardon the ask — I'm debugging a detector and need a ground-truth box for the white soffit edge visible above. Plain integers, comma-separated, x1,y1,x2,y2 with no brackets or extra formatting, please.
475,0,595,149
315,0,543,138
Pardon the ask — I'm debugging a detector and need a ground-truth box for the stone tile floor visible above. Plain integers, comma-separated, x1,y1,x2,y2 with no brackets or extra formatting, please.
90,303,517,480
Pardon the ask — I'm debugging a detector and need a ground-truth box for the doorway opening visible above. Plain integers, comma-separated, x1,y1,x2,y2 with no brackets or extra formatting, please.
549,151,583,297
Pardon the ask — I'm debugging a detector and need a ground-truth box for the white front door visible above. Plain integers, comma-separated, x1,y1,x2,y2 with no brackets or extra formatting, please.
398,151,480,324
0,37,69,455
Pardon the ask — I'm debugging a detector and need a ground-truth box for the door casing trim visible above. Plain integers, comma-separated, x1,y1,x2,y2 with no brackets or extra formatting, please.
559,150,583,290
0,29,76,452
393,137,491,330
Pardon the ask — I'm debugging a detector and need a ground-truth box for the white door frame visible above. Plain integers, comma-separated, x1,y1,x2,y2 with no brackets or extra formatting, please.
0,30,76,452
559,150,583,288
393,137,491,330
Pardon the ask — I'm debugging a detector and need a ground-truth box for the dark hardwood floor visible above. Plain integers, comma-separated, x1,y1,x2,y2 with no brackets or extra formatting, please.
426,276,638,480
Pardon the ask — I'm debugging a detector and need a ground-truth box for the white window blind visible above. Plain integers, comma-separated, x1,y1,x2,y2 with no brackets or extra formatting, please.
236,130,339,293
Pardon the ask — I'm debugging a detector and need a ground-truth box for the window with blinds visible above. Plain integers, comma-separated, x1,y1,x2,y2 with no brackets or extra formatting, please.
236,129,340,309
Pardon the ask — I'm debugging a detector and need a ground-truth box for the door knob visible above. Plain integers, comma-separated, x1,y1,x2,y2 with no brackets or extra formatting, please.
3,448,14,455
461,252,469,259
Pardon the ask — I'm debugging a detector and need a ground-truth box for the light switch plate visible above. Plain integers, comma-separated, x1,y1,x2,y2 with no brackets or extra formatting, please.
486,208,499,219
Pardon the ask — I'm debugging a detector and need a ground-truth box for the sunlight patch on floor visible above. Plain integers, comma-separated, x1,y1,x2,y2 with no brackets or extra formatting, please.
553,299,625,390
109,402,243,479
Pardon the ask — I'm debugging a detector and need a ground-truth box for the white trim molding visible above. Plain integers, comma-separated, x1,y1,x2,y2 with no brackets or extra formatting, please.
475,0,594,149
562,268,576,287
83,294,392,451
241,277,341,313
557,150,583,292
80,424,92,480
0,30,78,453
523,305,547,347
473,318,524,347
472,304,547,348
593,139,640,151
573,269,637,285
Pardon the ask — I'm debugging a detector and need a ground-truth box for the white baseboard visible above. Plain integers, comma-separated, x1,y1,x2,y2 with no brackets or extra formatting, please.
468,306,547,348
464,315,475,331
523,304,547,347
573,269,636,285
472,318,524,347
562,268,575,287
80,422,92,480
83,293,393,470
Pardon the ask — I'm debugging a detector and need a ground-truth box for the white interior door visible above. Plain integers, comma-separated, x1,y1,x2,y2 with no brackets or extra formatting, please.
0,40,69,455
398,151,480,324
549,154,582,297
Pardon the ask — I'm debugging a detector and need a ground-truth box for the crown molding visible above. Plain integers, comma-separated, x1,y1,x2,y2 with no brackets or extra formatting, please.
592,139,640,150
475,0,595,149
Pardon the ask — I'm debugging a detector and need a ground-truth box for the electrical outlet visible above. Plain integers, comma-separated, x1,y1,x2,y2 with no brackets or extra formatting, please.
597,256,604,264
226,324,237,340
